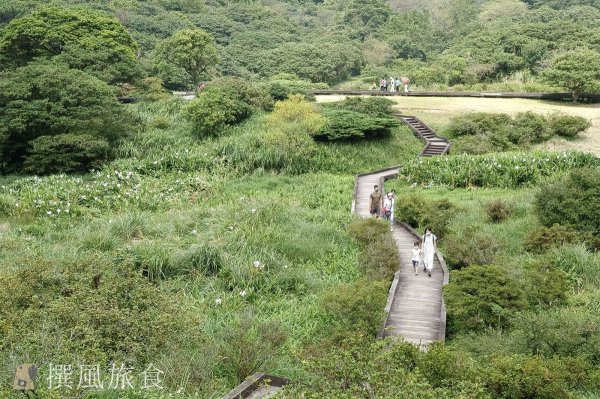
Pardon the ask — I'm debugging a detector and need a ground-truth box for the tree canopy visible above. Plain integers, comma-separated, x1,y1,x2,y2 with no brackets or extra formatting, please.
0,63,128,173
152,28,219,89
0,6,140,84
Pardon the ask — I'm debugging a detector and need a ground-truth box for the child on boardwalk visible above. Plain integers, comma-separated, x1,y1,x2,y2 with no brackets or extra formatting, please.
411,241,420,275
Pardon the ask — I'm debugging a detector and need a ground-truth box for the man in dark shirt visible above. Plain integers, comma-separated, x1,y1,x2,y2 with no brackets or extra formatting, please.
369,185,382,217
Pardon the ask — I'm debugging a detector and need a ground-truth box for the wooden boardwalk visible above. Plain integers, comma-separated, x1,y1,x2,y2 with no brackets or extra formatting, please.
353,115,449,348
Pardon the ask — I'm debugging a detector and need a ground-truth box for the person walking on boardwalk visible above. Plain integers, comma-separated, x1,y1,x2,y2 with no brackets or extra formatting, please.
412,241,421,275
388,189,396,224
369,185,382,218
383,192,393,221
420,227,437,277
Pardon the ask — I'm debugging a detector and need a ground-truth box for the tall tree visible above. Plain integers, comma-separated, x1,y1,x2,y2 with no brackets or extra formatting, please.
541,49,600,101
0,63,128,173
0,6,140,84
152,28,219,90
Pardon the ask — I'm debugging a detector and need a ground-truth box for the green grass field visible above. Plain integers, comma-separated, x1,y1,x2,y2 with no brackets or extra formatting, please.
2,96,600,398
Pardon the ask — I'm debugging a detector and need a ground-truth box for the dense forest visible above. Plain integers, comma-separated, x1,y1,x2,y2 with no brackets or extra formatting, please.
1,1,600,399
2,0,600,89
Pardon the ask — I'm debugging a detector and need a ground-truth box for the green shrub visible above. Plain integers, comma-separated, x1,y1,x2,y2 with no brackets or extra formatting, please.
484,200,511,223
521,260,569,307
332,96,396,118
511,309,600,363
322,279,388,336
535,167,600,235
446,113,511,137
0,258,186,367
444,265,527,335
0,63,128,173
402,151,599,188
266,95,325,135
315,109,399,141
417,342,479,388
484,354,588,399
524,223,581,254
23,134,111,175
510,111,552,144
394,194,457,238
549,113,591,138
443,228,503,269
185,89,252,137
349,218,401,279
348,217,393,245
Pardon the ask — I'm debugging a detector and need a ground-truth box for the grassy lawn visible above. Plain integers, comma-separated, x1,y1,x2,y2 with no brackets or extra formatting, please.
316,95,600,156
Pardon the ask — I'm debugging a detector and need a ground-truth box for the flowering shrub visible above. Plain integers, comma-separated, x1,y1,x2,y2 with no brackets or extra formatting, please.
400,151,599,188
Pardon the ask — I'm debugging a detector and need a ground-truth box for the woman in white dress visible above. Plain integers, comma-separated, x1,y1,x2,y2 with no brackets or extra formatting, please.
420,227,437,277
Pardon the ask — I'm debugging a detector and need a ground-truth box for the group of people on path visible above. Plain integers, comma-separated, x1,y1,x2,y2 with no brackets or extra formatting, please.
368,185,395,224
412,228,437,278
370,185,437,277
378,77,409,93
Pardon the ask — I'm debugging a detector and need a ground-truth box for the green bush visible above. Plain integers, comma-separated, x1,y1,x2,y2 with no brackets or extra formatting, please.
315,109,399,141
218,125,318,174
185,89,252,137
521,260,569,307
510,111,552,144
446,113,512,137
0,258,186,367
444,265,527,335
0,63,128,173
549,113,591,138
446,112,583,154
322,279,389,336
23,134,110,175
511,309,600,364
442,228,503,269
349,218,401,279
535,167,600,235
524,223,581,254
392,194,457,238
484,354,588,399
484,200,511,223
332,97,396,118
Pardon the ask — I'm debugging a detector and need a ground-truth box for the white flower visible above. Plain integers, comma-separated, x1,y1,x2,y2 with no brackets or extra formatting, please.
284,265,288,269
215,298,222,305
56,209,61,213
251,208,257,213
108,219,113,224
228,225,234,231
65,209,69,213
192,229,197,235
46,211,52,215
15,203,19,207
240,290,247,297
253,260,261,268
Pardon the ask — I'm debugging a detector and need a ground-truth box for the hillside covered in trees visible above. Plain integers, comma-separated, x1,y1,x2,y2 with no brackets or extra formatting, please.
2,0,600,90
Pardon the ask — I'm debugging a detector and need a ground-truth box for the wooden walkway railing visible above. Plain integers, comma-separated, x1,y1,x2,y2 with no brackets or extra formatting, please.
310,89,600,102
353,115,450,348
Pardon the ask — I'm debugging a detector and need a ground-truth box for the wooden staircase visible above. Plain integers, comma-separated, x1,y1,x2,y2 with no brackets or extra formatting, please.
399,115,451,157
